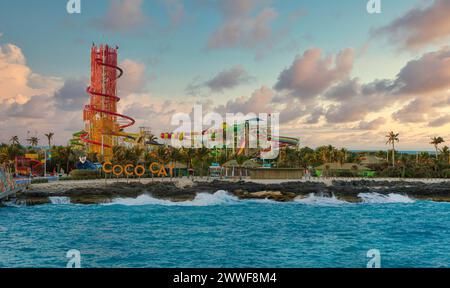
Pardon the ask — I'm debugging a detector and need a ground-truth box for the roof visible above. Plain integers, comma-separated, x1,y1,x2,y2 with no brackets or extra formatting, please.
170,161,188,169
359,155,384,165
241,159,260,168
316,163,370,171
223,160,239,167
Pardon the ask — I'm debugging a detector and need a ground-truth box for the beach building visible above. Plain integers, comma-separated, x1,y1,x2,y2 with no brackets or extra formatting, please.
315,163,375,177
359,155,384,166
247,168,304,179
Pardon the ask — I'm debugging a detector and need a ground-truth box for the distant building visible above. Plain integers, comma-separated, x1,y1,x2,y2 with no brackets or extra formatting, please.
315,163,375,177
359,155,384,166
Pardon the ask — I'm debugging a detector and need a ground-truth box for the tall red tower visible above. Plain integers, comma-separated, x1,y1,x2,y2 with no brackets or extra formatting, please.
81,44,135,161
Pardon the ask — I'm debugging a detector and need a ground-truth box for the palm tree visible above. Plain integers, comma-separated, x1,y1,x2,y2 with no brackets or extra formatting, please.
64,146,74,173
52,146,66,173
0,147,9,164
27,136,39,148
156,146,170,164
44,132,55,148
9,136,20,146
440,146,450,164
195,147,210,177
430,136,445,160
338,148,348,167
385,131,399,167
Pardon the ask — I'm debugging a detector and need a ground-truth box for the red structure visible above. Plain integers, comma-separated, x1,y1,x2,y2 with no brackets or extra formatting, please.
81,44,135,161
15,157,43,177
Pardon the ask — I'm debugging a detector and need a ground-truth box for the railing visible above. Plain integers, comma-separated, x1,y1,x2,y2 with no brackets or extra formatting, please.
1,167,18,200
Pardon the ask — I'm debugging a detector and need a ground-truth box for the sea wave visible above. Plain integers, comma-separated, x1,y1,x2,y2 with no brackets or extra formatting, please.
295,194,349,206
358,193,415,204
106,190,240,207
49,196,71,205
51,191,416,207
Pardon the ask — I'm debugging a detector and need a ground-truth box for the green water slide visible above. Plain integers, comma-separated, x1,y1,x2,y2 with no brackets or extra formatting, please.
70,130,86,147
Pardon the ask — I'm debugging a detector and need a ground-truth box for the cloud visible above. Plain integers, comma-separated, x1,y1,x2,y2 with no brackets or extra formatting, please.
324,78,360,101
92,0,148,32
121,95,204,134
6,95,54,119
92,0,185,34
119,59,148,96
0,42,83,144
357,117,386,130
314,46,450,125
393,98,434,123
373,0,450,51
205,65,252,92
0,43,62,105
215,86,274,115
207,0,278,51
187,65,253,95
304,107,324,124
394,46,450,95
429,115,450,127
325,101,373,124
274,48,354,102
53,78,88,111
163,0,185,29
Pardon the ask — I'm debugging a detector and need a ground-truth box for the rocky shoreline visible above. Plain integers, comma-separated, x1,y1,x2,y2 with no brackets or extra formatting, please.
9,179,450,206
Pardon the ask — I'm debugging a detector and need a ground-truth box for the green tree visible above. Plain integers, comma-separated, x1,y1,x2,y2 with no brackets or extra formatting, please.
430,136,445,160
27,136,40,148
10,136,20,146
44,132,55,148
385,131,399,167
440,146,450,164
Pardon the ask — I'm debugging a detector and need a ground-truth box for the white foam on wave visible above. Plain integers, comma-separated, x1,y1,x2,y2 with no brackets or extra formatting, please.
107,190,240,207
294,194,349,206
358,193,415,204
49,196,71,205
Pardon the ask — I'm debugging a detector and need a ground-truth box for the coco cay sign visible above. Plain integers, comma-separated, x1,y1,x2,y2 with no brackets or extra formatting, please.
102,162,176,177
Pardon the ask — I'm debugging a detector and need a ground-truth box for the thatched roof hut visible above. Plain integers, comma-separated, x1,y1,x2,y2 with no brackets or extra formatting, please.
223,160,239,167
241,159,260,168
316,163,370,171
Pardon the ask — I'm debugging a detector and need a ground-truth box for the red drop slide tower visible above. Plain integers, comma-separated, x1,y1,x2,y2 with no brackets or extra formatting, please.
81,44,135,161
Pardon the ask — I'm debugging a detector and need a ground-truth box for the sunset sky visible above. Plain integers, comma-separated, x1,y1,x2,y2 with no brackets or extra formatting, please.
1,0,450,150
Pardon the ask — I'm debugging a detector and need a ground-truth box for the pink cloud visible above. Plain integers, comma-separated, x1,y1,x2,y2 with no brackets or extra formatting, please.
274,48,354,101
207,0,278,51
93,0,148,32
374,0,450,51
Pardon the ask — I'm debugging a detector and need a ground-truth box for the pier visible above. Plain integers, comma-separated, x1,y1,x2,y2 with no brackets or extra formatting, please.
0,187,19,202
1,168,27,203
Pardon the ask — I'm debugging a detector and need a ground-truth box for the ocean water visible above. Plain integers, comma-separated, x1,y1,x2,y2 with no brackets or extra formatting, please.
0,191,449,268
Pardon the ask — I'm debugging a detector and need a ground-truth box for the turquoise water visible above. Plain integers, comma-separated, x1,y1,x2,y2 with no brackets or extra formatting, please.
0,192,449,268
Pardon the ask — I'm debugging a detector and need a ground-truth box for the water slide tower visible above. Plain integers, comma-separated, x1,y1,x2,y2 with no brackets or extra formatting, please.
81,44,135,161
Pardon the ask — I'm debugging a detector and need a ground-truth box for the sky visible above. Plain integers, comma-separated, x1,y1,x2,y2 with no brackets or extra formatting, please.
1,0,450,150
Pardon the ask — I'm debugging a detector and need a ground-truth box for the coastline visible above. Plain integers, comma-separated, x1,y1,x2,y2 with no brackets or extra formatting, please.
11,177,450,206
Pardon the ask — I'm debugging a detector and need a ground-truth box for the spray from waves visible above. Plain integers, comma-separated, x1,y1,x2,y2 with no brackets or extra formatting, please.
294,194,349,206
358,193,415,204
107,190,240,207
49,196,71,205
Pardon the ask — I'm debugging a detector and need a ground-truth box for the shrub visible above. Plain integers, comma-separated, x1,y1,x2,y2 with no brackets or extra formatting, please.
441,169,450,179
31,178,49,184
379,167,403,178
69,169,101,180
